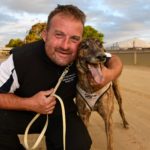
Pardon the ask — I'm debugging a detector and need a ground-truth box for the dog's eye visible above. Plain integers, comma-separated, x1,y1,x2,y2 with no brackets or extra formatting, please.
97,55,106,62
81,45,89,49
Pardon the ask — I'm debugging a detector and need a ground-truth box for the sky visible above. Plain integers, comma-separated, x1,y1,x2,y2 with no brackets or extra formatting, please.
0,0,150,47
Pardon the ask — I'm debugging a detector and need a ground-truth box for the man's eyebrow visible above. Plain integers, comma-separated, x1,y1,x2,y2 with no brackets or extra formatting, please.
55,30,64,34
55,30,81,40
71,35,81,40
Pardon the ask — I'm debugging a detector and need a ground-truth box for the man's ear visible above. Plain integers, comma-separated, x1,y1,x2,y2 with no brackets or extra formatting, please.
41,29,47,42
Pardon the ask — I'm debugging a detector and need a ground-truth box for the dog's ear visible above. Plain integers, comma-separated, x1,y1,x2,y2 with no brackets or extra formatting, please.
95,40,106,53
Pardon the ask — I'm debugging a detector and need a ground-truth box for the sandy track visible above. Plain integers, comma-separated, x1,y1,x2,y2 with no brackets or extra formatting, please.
19,65,150,150
89,65,150,150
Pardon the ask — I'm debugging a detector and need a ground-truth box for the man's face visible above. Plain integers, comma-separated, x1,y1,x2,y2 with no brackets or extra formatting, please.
42,14,83,66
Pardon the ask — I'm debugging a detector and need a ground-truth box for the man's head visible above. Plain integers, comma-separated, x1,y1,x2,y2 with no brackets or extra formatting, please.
47,4,86,30
42,4,86,66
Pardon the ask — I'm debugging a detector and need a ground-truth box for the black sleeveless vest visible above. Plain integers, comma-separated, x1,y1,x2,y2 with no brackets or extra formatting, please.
12,40,77,116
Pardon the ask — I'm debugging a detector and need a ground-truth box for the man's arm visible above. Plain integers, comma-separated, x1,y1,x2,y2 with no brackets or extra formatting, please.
0,90,56,114
106,54,123,79
101,54,123,87
0,55,56,114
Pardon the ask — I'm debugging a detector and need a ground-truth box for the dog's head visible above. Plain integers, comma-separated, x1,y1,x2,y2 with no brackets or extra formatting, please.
76,38,107,86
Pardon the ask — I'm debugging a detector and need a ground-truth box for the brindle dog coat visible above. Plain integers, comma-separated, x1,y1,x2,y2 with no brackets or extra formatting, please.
76,38,129,150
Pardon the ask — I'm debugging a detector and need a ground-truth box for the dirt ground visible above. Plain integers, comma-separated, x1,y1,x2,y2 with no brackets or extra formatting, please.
19,65,150,150
89,65,150,150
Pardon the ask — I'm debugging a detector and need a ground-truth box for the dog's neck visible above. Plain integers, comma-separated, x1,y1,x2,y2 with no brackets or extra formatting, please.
77,75,94,93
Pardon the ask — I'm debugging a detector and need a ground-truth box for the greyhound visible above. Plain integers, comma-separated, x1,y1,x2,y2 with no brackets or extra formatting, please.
76,38,129,150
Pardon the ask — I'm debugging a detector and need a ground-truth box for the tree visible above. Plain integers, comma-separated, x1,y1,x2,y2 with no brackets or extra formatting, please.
24,23,104,44
24,22,46,43
5,23,104,47
83,25,104,43
6,38,24,47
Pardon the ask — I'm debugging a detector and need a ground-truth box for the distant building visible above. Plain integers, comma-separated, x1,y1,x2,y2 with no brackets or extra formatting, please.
0,47,12,56
105,38,150,51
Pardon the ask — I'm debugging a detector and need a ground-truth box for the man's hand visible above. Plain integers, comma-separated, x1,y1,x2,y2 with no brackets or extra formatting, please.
27,89,56,114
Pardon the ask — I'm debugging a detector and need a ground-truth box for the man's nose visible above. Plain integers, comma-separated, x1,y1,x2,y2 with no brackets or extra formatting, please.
61,38,70,50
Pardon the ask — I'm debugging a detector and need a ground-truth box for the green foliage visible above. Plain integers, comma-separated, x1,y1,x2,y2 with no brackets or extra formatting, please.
6,38,24,47
83,25,104,43
5,22,47,47
24,22,46,43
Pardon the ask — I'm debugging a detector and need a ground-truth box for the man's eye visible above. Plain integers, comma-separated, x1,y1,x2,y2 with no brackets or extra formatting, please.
71,37,80,43
55,33,63,38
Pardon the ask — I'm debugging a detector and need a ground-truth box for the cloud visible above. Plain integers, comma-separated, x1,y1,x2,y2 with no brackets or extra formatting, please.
88,0,150,42
0,0,150,47
0,0,55,14
0,3,48,46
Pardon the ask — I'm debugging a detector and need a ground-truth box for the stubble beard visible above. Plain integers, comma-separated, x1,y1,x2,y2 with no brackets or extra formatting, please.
48,52,76,66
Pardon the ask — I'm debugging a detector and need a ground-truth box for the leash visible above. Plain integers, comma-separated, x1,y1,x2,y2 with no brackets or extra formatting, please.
24,63,72,150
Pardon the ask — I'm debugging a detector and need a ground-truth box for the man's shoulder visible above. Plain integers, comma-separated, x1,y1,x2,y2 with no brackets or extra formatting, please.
12,40,45,67
12,40,45,56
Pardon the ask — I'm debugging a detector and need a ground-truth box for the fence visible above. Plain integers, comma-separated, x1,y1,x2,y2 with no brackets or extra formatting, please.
107,49,150,66
1,49,150,66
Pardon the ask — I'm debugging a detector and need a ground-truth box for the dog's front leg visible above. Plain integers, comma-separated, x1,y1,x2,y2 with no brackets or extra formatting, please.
97,89,114,150
76,95,91,126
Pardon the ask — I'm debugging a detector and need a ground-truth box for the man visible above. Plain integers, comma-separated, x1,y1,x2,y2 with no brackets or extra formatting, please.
0,4,122,150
